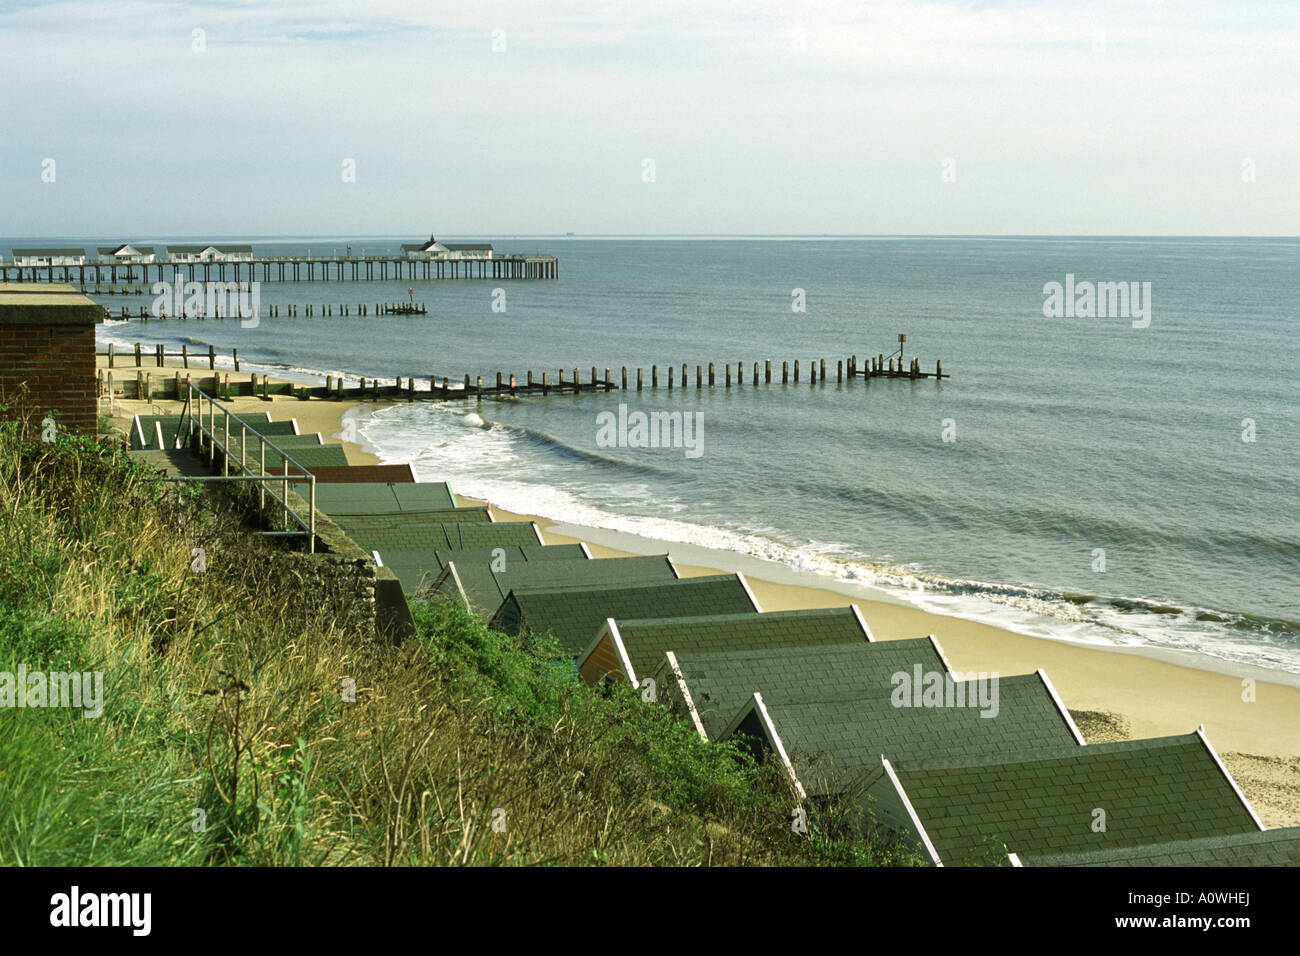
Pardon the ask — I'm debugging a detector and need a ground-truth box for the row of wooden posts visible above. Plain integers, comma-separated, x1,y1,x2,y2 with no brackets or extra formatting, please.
101,343,233,370
100,341,946,403
107,302,428,321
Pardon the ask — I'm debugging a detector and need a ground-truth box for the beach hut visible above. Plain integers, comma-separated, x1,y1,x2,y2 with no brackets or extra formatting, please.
1009,825,1300,867
434,554,679,620
341,517,536,556
130,411,297,451
312,481,459,515
307,464,417,484
490,574,761,657
719,669,1082,832
331,506,493,533
361,523,548,593
646,631,948,741
883,728,1264,866
580,606,878,699
431,544,588,570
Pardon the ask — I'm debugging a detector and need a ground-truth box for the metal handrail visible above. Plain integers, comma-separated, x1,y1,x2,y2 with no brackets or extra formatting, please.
168,381,317,553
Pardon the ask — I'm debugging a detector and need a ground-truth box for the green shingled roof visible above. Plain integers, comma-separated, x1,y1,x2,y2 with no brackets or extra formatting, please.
612,608,870,695
313,481,458,515
254,434,324,447
371,543,584,596
254,443,350,472
746,673,1078,801
361,520,538,556
894,733,1261,865
492,575,759,656
440,555,678,620
333,507,491,534
351,520,539,558
665,635,944,740
432,544,586,570
1013,826,1300,867
130,413,296,450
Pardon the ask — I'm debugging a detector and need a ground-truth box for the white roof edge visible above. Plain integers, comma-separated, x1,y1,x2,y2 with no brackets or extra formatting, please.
531,521,545,545
1036,668,1086,746
665,650,708,741
576,619,637,688
578,541,593,559
849,603,875,642
607,619,638,688
927,634,955,675
1007,851,1023,867
575,619,613,676
881,757,943,866
445,561,471,611
1195,725,1265,831
752,692,807,802
735,571,763,612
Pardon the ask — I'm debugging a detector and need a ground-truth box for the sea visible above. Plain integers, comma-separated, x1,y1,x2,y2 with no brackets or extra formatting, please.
18,235,1299,673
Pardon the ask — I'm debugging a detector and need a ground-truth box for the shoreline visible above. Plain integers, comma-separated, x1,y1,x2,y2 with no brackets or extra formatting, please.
103,354,1300,825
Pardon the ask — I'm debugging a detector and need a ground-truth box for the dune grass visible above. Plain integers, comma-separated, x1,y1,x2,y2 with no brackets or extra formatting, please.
0,407,922,866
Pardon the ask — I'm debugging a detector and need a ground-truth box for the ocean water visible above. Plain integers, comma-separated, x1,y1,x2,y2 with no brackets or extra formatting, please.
47,235,1300,673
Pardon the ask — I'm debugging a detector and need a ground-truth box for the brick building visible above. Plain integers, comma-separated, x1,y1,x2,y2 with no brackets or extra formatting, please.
0,284,104,433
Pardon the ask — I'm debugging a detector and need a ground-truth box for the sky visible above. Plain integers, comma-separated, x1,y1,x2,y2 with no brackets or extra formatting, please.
1,0,1296,238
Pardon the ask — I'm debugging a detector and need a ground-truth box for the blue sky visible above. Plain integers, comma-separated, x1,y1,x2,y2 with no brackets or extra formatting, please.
1,0,1296,237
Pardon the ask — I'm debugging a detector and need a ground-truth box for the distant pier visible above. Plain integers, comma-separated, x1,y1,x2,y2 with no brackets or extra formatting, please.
0,253,558,285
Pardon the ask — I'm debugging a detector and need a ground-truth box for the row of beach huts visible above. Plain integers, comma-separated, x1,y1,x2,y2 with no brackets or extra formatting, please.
130,409,1300,867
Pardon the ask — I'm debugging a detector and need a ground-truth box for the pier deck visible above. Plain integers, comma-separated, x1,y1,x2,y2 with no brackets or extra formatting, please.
0,253,558,285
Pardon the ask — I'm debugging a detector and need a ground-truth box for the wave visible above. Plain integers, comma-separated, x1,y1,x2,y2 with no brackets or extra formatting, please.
354,405,1300,675
488,419,678,479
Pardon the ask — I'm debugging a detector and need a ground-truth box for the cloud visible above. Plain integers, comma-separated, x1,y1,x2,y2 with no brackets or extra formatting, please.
1,0,1296,235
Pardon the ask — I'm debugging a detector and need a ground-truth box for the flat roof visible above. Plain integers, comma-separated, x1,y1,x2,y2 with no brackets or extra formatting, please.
0,283,104,325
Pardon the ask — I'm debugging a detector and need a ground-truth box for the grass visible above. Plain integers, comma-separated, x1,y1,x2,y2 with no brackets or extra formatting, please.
0,405,924,866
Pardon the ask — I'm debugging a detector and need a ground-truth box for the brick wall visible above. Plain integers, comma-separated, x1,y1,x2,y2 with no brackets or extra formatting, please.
0,321,97,433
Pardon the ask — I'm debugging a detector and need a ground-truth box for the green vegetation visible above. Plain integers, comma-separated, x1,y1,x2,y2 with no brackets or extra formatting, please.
0,409,922,866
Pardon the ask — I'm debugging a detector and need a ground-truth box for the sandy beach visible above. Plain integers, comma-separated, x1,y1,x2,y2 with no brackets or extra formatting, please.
104,353,1300,827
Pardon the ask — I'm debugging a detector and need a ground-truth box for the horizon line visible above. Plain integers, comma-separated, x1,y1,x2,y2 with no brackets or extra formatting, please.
4,233,1298,242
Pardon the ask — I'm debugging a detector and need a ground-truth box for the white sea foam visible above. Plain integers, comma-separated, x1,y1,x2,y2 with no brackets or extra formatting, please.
355,402,1300,675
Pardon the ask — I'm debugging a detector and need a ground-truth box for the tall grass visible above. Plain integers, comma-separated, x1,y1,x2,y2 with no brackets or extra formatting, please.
0,406,922,866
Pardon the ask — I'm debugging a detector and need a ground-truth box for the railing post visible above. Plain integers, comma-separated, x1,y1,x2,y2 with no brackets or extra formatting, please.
309,475,316,554
259,436,266,510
